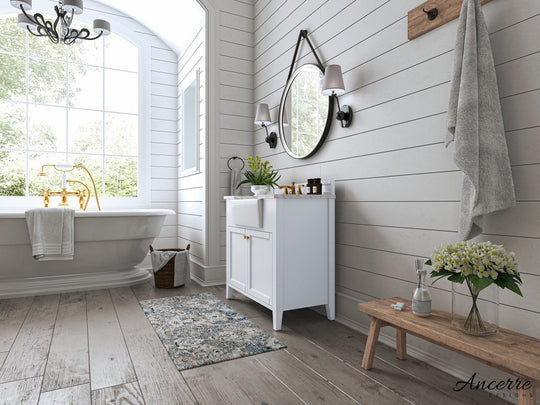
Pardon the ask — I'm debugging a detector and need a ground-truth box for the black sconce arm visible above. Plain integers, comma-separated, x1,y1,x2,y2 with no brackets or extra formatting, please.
262,123,277,148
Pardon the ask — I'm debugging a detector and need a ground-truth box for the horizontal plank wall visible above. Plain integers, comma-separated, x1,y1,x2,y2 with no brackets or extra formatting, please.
215,0,255,271
178,26,206,265
252,0,540,387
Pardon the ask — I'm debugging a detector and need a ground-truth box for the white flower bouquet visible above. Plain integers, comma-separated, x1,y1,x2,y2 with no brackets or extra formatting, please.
426,241,522,335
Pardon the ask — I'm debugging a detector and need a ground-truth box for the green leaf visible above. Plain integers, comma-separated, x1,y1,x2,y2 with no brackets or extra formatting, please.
425,259,432,266
474,276,495,292
448,273,465,283
504,281,523,297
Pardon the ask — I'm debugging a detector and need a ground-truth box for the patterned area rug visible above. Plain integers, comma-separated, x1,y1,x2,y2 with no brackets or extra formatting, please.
139,293,286,370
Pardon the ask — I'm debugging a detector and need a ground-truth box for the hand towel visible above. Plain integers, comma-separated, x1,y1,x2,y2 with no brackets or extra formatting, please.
25,207,75,260
230,167,242,196
446,0,516,240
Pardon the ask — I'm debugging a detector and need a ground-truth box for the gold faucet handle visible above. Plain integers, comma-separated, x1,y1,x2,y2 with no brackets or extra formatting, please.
278,185,290,195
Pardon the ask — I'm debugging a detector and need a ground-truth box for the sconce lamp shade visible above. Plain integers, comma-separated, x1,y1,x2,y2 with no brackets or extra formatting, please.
11,0,32,10
255,103,272,125
322,64,345,96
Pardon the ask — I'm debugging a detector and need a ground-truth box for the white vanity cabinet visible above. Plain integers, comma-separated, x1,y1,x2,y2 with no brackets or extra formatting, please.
225,195,335,330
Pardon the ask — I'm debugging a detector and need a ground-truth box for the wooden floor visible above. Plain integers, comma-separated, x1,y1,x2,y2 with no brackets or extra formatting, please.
0,281,509,405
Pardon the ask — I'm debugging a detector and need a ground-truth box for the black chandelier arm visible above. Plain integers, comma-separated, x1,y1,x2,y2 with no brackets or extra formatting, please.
18,3,109,46
64,28,103,45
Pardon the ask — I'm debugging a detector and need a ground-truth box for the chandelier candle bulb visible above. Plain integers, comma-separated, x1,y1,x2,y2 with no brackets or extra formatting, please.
63,0,83,15
17,13,36,29
93,19,110,35
10,0,31,10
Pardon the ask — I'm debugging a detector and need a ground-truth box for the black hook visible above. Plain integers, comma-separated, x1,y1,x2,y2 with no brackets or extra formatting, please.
422,7,438,21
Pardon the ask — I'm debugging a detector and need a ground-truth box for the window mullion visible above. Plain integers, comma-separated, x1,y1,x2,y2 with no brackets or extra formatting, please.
102,36,106,197
24,29,29,196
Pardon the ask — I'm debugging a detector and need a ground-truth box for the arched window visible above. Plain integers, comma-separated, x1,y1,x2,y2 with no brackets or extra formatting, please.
0,15,140,202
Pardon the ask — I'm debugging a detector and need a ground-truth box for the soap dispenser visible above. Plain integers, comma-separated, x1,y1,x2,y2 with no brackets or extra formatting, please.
412,259,432,317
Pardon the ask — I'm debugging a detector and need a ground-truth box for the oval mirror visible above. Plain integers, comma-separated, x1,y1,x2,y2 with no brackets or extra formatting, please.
279,64,333,159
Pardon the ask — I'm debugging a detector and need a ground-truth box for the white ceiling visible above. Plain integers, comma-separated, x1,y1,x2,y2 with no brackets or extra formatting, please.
96,0,205,55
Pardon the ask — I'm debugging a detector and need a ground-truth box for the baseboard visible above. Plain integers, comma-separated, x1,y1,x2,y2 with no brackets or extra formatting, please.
189,258,225,286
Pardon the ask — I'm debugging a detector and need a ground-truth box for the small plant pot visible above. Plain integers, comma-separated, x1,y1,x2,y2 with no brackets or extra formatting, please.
251,185,272,196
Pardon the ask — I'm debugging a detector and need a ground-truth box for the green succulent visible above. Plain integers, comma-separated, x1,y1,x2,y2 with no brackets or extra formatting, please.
237,156,281,188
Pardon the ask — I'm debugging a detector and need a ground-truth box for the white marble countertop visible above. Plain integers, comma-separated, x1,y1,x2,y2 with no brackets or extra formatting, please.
224,194,335,200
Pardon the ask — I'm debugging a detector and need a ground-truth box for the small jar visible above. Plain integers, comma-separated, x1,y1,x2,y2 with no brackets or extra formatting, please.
313,178,322,195
322,182,332,195
306,179,314,194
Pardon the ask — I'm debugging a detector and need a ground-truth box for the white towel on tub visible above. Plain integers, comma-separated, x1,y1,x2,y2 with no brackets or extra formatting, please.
25,208,75,260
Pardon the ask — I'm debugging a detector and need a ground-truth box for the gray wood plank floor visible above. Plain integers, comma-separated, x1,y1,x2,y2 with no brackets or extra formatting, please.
0,281,510,405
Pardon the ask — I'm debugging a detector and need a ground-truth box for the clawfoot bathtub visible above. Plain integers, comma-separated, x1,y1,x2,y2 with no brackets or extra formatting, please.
0,209,174,298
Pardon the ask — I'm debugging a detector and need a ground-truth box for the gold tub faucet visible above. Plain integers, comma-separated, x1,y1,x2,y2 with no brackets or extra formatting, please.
38,164,101,211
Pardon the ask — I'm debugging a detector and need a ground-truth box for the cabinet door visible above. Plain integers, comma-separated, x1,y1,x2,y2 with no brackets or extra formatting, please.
228,227,248,291
247,230,273,305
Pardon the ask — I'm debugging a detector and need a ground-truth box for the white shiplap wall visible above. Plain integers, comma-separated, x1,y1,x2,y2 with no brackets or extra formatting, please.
252,0,540,385
178,26,206,266
216,0,254,268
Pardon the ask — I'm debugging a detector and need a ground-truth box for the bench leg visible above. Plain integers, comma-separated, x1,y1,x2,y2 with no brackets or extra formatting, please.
362,317,383,370
518,380,536,405
396,328,407,360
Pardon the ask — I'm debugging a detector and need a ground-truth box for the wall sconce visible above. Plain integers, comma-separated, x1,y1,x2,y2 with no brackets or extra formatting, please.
322,64,352,128
255,103,277,148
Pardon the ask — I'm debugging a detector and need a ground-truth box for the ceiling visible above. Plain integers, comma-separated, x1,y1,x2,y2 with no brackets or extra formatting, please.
96,0,205,55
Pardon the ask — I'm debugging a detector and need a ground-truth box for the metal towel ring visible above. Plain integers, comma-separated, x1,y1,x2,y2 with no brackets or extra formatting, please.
227,156,245,171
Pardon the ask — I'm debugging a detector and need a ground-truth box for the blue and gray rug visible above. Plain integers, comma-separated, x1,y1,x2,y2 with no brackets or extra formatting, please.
139,292,286,370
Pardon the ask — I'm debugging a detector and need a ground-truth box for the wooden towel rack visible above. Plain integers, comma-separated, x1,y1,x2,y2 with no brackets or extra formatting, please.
408,0,495,40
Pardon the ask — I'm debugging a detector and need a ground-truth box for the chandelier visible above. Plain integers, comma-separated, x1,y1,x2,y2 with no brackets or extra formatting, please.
10,0,111,45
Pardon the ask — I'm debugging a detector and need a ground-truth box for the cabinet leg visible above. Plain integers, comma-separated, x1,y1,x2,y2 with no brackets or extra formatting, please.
226,285,233,299
325,302,335,321
272,310,283,331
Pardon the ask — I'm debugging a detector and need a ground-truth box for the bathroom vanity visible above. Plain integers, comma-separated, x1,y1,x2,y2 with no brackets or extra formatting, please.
224,194,335,330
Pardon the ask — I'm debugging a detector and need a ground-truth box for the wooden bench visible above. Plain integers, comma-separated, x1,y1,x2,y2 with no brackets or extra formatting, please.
357,297,539,405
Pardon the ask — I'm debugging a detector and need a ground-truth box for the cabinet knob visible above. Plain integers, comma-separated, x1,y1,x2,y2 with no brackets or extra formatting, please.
244,235,250,240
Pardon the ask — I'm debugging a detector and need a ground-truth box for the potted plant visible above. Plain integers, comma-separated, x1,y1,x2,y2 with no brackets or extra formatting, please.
237,156,280,196
427,241,522,336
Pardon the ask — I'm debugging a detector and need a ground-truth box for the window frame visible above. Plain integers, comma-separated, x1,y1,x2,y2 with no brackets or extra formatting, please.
0,8,151,210
180,68,200,177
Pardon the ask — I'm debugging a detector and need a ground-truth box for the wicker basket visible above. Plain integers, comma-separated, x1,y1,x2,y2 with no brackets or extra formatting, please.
149,244,190,289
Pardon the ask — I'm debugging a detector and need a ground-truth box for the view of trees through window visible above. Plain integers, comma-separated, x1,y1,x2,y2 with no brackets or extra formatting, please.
0,16,139,199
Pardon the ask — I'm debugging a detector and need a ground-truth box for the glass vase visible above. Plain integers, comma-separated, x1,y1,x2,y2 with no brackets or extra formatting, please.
451,279,499,336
